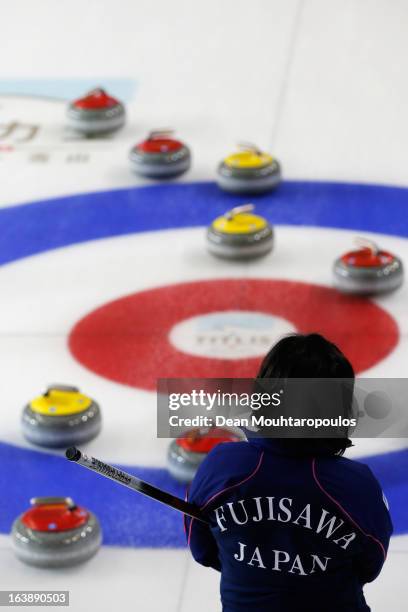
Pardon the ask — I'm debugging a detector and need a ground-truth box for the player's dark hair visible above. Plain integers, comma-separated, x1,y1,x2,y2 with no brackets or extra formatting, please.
257,333,355,456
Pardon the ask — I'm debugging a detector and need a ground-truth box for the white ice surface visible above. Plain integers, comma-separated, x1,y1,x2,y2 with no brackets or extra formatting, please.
0,0,407,610
0,534,407,612
0,225,407,463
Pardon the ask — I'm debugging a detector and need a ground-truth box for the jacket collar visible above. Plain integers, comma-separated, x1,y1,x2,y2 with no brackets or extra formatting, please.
243,430,337,458
243,430,298,456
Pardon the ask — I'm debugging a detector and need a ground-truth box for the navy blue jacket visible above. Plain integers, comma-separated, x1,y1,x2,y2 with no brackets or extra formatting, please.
185,438,392,612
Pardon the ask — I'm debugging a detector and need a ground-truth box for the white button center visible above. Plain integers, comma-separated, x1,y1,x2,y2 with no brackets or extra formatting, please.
169,310,296,360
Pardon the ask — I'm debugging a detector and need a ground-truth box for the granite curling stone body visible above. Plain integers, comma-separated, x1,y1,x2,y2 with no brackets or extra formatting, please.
129,129,191,178
333,239,404,295
217,143,281,194
67,87,125,135
12,497,101,568
207,204,274,259
22,385,102,448
167,427,242,483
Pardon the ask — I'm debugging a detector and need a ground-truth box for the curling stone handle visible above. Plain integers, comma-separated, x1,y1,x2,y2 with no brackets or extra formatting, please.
225,203,255,220
354,237,379,254
148,128,174,140
30,496,75,509
237,142,262,155
44,384,80,396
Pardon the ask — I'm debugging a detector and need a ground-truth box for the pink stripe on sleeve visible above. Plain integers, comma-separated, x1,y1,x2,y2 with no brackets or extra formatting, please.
200,451,264,511
187,515,194,546
187,452,264,546
312,458,386,559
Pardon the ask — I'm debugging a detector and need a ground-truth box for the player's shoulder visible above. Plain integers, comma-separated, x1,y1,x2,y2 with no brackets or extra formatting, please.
336,455,378,481
318,454,383,498
316,454,392,541
188,441,261,506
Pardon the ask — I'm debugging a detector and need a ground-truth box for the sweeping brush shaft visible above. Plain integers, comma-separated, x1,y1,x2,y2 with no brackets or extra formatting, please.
65,446,208,523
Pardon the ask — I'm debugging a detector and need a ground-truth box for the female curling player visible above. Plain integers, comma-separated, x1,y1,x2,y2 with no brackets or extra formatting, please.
185,333,392,612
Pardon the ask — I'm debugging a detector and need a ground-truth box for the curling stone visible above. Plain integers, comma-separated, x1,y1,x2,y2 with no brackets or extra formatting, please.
167,427,242,483
207,204,274,259
129,129,191,178
12,497,101,568
67,87,125,135
333,238,404,295
21,385,102,448
217,143,281,194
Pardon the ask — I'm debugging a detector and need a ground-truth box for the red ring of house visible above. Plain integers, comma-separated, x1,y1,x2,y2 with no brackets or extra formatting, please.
69,278,399,391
